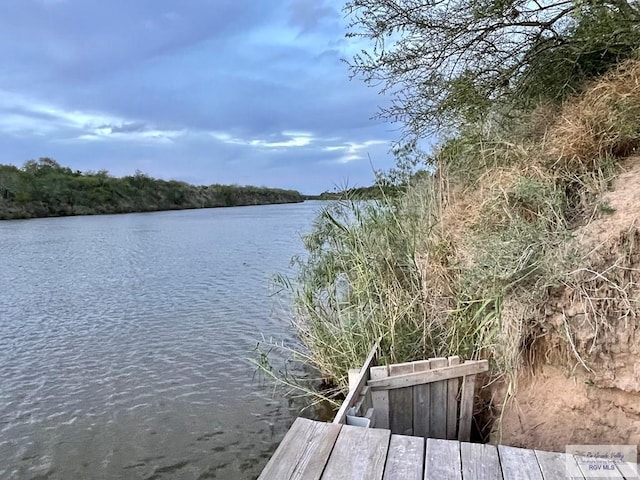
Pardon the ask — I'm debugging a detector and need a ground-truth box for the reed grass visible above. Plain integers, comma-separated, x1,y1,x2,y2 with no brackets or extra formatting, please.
267,60,640,400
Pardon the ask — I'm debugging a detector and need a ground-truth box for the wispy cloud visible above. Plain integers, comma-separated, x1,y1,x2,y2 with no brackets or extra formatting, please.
324,140,388,163
0,90,183,144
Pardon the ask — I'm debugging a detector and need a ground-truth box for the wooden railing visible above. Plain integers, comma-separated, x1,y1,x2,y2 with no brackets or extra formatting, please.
333,342,488,442
332,340,379,426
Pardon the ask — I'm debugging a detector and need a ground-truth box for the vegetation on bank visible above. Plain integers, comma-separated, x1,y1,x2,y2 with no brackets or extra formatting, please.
269,0,640,407
0,159,304,220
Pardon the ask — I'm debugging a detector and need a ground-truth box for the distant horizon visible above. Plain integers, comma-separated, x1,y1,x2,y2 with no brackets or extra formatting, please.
0,1,397,194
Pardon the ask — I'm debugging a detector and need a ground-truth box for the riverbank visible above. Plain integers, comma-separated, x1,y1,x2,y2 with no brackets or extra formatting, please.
0,159,305,220
286,59,640,449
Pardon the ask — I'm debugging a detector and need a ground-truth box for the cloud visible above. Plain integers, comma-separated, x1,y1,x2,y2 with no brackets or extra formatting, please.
0,0,398,193
288,0,339,31
105,122,149,134
324,140,389,163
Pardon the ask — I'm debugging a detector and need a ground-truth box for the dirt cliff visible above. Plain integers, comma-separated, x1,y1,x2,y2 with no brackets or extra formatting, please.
493,157,640,449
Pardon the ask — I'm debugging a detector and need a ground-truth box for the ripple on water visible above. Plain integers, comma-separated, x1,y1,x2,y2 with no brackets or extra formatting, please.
0,202,324,479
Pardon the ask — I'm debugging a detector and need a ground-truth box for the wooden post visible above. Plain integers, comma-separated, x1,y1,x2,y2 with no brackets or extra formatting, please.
446,356,460,440
389,361,415,435
333,341,379,424
412,359,431,438
370,365,390,429
458,361,477,442
428,357,448,439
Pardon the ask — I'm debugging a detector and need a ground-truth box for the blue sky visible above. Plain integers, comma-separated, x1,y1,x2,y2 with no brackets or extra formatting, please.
0,0,398,194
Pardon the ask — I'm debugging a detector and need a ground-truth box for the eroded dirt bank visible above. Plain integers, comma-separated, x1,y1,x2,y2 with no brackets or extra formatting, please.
491,158,640,450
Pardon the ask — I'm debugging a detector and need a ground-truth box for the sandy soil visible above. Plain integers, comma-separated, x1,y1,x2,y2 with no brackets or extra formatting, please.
492,157,640,451
492,366,640,450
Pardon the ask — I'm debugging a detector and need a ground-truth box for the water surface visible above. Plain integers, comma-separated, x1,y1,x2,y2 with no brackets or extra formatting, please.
0,202,323,479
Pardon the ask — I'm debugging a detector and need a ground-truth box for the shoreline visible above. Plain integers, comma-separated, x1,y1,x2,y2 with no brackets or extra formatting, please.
0,198,309,221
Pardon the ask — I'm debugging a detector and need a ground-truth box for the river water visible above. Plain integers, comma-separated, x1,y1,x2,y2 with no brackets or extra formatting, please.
0,201,323,480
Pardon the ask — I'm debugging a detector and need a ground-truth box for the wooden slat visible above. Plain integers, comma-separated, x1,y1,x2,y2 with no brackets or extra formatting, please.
348,368,360,391
446,356,460,440
616,461,639,479
460,442,501,480
413,360,431,437
389,362,415,435
371,365,390,429
383,434,425,480
321,424,390,480
258,418,342,480
368,360,489,390
425,438,462,480
498,445,543,480
334,341,379,424
429,357,448,439
457,366,476,442
535,450,584,480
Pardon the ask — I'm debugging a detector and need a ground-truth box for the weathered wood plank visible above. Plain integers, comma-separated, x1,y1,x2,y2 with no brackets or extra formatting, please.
429,357,448,439
383,434,425,480
460,442,501,480
457,368,476,442
535,450,584,480
321,424,391,480
334,341,379,424
368,360,489,390
389,362,415,436
616,461,639,479
371,365,390,429
425,438,462,480
446,356,460,440
258,418,342,480
348,368,360,392
413,360,431,437
499,445,543,480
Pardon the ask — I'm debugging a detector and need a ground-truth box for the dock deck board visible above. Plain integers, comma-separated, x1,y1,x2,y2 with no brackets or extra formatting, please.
382,434,424,480
425,437,462,480
321,424,390,480
499,444,543,480
460,441,502,480
257,417,341,480
259,419,639,480
535,449,584,480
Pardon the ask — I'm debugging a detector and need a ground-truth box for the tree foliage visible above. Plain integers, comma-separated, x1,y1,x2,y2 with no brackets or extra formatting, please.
0,158,305,220
345,0,640,137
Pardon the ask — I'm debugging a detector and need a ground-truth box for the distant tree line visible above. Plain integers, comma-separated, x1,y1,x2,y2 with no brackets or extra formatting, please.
314,184,405,200
0,158,305,220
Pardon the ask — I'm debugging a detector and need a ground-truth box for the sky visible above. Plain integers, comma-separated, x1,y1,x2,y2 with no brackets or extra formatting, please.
0,0,399,194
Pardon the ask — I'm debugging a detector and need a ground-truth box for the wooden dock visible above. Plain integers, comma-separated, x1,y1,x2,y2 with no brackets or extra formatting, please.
259,345,638,479
259,417,639,479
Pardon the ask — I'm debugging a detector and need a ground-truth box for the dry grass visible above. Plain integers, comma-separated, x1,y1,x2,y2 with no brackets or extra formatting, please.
546,60,640,172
